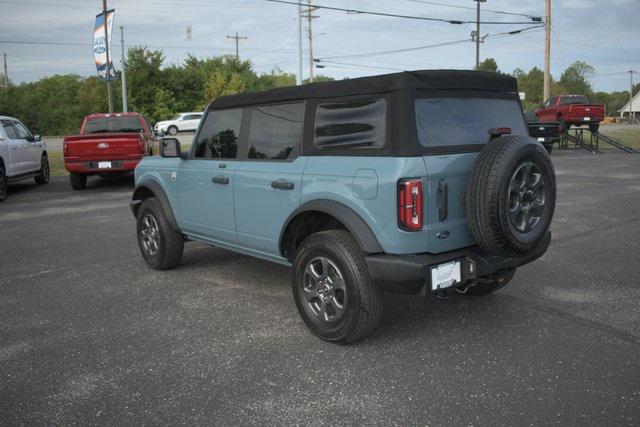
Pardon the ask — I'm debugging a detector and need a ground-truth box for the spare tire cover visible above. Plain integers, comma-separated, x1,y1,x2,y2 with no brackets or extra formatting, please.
465,135,556,257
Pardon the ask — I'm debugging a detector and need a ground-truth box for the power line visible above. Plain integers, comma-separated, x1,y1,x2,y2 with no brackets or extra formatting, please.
0,39,292,54
318,25,543,61
401,0,542,20
259,0,540,25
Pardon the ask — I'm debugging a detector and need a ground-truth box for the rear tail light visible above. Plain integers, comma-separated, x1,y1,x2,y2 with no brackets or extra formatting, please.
398,178,423,232
138,138,146,153
63,141,68,157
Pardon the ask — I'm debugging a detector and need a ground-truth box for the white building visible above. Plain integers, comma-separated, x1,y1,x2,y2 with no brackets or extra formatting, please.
618,90,640,121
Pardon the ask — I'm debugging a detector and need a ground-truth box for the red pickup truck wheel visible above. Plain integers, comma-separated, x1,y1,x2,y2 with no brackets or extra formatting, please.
69,173,87,190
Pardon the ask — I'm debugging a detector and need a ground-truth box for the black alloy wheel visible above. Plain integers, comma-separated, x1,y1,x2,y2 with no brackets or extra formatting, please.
507,162,547,235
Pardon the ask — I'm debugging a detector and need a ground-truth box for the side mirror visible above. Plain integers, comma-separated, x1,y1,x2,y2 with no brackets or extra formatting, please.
160,138,181,158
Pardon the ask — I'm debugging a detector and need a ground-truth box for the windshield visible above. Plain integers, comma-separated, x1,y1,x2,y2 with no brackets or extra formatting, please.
83,116,144,134
560,95,588,105
415,97,527,147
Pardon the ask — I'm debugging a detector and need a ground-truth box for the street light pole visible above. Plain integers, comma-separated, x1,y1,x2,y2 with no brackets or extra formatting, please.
120,25,127,113
103,0,113,113
297,1,303,85
543,0,551,101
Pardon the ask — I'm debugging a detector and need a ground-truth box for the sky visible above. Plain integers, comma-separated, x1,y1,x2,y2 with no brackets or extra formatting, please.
1,0,638,93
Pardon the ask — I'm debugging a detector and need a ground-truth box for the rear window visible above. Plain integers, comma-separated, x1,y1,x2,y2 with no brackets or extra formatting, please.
314,98,386,149
560,95,588,105
415,97,527,147
83,116,144,134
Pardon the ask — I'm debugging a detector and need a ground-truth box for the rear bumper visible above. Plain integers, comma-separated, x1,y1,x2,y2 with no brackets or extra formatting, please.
365,231,551,295
65,158,142,174
565,116,604,124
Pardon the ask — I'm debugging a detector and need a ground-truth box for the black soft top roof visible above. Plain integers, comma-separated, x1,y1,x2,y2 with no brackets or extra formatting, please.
209,69,518,110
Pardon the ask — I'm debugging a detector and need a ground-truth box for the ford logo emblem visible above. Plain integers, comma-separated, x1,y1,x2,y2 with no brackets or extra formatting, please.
94,46,106,54
97,142,109,149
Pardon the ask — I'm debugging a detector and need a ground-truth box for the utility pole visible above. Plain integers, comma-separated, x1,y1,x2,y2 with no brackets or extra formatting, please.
543,0,551,102
297,1,303,85
474,0,486,69
2,53,8,90
629,70,636,124
120,26,128,113
302,0,319,83
226,32,247,62
102,0,113,113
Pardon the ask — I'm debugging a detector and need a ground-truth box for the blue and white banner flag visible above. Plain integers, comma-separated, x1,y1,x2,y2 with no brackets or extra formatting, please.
93,9,116,80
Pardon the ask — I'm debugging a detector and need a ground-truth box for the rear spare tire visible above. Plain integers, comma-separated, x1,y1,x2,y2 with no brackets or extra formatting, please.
465,135,556,258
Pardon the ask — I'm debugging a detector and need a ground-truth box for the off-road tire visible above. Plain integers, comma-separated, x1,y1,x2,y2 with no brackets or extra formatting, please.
167,125,178,136
466,268,516,296
136,197,184,270
0,163,7,202
466,135,556,257
292,230,384,344
588,123,599,133
35,155,50,185
69,172,87,190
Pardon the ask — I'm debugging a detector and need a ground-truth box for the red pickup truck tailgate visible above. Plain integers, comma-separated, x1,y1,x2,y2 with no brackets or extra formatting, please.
64,133,145,159
566,104,605,121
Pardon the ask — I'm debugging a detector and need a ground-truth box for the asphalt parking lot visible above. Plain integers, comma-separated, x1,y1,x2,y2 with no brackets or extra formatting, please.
1,151,639,424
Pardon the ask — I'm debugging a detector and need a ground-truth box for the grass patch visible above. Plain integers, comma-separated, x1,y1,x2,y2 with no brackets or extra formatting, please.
47,151,68,176
598,126,640,150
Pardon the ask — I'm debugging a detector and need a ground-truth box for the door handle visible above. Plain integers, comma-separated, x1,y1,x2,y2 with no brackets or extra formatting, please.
438,179,448,221
211,176,229,185
271,180,295,190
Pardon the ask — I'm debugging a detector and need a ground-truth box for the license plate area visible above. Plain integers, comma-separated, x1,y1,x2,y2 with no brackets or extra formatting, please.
537,137,545,142
583,117,591,121
98,161,112,169
430,260,462,291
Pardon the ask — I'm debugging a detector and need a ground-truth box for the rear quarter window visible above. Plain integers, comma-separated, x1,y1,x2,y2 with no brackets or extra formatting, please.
415,97,527,147
314,98,386,149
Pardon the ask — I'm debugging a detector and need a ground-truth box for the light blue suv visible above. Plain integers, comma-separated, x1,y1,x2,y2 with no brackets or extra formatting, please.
131,70,556,343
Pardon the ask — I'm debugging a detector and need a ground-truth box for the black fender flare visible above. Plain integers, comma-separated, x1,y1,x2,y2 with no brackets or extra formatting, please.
131,180,179,230
279,199,383,256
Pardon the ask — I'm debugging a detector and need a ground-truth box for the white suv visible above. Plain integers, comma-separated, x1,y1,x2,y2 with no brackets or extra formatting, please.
153,112,203,135
0,116,50,202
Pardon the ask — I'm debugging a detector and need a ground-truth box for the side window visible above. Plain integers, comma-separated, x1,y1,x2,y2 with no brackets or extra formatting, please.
314,98,386,149
13,121,32,139
184,114,202,121
193,109,243,159
1,120,18,139
247,103,304,160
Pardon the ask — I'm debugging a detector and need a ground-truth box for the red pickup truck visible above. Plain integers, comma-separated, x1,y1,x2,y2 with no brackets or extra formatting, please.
64,113,155,190
535,95,605,133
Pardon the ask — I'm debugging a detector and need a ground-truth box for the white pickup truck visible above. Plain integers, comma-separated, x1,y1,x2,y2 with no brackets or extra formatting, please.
0,116,50,202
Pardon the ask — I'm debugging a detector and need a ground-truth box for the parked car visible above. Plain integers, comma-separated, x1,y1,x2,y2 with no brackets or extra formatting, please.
63,113,154,190
0,116,49,202
524,111,560,153
535,95,605,133
131,70,556,343
154,112,203,135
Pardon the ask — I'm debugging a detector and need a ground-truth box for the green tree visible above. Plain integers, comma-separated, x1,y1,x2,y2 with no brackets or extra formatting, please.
476,58,500,73
559,61,595,96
